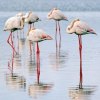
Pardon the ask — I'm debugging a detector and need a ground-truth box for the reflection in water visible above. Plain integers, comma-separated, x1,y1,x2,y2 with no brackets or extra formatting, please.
69,86,96,100
27,54,36,75
28,82,53,98
8,54,22,73
19,38,26,52
49,51,68,70
6,73,26,91
13,54,22,68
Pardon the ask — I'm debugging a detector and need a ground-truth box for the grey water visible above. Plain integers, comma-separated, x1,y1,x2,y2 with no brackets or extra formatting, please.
0,8,100,100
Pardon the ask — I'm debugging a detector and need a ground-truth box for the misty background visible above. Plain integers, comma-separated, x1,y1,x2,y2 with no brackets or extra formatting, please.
0,0,100,12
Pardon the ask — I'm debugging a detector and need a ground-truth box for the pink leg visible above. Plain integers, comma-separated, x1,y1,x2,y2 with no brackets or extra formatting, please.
78,35,83,89
36,42,40,84
7,32,17,55
55,21,58,54
58,21,61,49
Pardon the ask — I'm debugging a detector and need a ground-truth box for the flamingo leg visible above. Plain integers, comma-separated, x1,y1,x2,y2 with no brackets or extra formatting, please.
78,35,83,89
12,32,15,57
33,43,35,62
58,21,61,49
17,31,19,54
30,41,32,55
7,32,17,55
55,21,58,54
36,42,40,84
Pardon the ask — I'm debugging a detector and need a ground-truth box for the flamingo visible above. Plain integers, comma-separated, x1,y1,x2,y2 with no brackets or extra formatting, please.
66,19,96,89
24,11,41,30
24,11,41,54
4,16,25,56
27,28,52,84
47,8,68,50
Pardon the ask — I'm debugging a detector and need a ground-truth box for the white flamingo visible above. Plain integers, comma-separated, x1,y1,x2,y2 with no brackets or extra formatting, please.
27,28,52,81
66,18,96,89
24,11,41,30
4,16,25,55
47,8,68,49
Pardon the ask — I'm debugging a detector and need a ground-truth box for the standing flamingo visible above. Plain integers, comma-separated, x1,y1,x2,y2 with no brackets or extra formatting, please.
27,28,52,84
24,11,41,54
47,8,68,50
4,16,25,56
66,19,96,89
24,11,41,30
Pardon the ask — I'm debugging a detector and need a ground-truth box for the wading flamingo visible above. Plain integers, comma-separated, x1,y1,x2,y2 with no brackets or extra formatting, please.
27,28,52,84
24,11,41,54
4,16,25,56
47,8,68,50
66,19,96,89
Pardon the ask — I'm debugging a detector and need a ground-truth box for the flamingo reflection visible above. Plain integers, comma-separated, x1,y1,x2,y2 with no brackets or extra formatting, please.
69,86,96,100
28,83,53,98
66,19,96,88
6,73,26,91
49,51,68,70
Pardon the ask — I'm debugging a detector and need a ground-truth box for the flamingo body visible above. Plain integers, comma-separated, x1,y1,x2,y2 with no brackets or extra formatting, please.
47,8,67,21
24,11,40,24
67,19,96,35
27,28,52,42
4,16,24,32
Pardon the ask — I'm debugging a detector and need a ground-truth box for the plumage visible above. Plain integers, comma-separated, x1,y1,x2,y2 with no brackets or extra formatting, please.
47,8,67,21
4,16,24,32
67,19,96,35
24,11,40,24
27,28,52,42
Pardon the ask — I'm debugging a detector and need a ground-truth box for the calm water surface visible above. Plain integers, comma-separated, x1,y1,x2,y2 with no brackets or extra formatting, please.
0,12,100,100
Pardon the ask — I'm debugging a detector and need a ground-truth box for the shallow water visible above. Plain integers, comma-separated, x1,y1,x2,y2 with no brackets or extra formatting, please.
0,12,100,100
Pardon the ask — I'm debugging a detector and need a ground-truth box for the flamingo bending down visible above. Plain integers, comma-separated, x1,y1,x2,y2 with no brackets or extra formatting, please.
4,16,25,55
47,8,68,49
27,28,52,84
66,19,96,89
